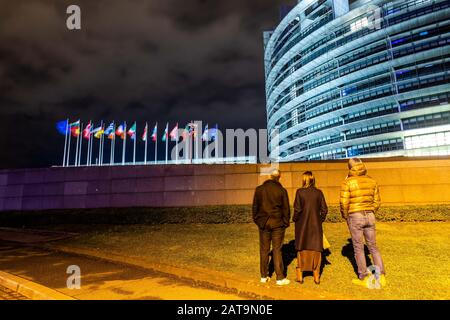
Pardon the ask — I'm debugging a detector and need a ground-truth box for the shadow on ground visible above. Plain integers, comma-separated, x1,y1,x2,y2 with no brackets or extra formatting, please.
341,238,373,277
268,240,332,279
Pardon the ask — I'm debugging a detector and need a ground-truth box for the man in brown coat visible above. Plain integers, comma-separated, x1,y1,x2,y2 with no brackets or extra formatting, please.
340,158,386,287
252,169,290,285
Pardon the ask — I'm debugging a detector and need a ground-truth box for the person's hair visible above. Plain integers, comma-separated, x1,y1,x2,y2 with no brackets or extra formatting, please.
301,171,315,188
348,157,363,169
270,169,281,181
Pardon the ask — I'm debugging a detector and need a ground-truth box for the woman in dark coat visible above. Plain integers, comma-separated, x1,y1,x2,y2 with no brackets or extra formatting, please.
293,171,328,284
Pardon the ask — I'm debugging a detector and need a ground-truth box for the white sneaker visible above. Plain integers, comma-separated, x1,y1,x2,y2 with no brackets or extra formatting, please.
260,277,270,283
276,278,290,286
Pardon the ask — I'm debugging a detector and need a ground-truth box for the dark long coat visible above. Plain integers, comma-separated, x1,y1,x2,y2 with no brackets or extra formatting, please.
293,186,328,252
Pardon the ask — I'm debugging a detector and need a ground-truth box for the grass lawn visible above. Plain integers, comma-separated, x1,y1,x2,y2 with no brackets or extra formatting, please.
53,221,450,300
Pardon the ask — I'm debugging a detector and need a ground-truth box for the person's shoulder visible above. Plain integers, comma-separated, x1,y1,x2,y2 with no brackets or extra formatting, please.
315,187,324,194
295,187,305,194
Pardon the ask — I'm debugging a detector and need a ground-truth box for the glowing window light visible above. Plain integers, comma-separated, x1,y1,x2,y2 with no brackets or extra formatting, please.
405,131,450,149
350,17,369,32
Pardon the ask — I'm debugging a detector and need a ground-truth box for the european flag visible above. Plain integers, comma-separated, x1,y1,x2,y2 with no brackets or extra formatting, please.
56,120,68,135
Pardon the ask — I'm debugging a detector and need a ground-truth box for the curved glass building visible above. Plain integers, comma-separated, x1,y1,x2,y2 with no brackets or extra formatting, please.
263,0,450,160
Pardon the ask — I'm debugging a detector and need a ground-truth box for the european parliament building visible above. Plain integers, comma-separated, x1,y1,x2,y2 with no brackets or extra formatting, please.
263,0,450,161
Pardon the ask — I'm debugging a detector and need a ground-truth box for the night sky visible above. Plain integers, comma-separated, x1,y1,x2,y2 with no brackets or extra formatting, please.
0,0,295,169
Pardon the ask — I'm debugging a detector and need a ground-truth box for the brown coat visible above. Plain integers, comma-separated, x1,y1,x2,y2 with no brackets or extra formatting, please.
252,179,290,230
293,186,328,252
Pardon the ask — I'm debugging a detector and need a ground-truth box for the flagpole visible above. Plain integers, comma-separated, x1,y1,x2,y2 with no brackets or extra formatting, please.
100,126,105,166
78,123,83,166
144,122,148,165
97,121,102,166
67,125,72,166
62,119,69,167
133,122,136,165
86,121,90,166
111,128,115,166
175,124,178,165
110,122,115,166
164,122,169,164
75,124,80,167
89,124,93,166
122,122,127,165
154,123,158,164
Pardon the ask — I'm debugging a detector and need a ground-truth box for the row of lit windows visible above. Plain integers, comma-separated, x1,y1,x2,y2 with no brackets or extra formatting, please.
402,111,450,130
405,131,450,149
347,138,404,157
346,120,402,140
308,148,346,160
400,91,450,112
308,134,343,149
345,103,398,123
285,119,403,152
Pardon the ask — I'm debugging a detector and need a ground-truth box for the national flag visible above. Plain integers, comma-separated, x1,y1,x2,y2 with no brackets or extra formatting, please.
162,123,169,142
92,125,104,139
188,122,197,137
127,122,137,140
116,123,125,139
70,120,81,137
169,123,178,141
183,124,190,138
151,123,158,142
104,122,114,136
208,124,219,141
83,122,92,140
202,124,209,141
142,123,148,141
56,120,68,135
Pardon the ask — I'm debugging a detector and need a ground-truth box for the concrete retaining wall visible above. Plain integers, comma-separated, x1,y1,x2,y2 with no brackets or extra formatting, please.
1,157,450,211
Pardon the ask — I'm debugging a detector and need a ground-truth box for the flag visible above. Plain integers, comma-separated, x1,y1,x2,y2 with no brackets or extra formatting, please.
70,120,81,137
183,124,190,138
116,123,125,139
202,124,209,141
162,123,169,142
127,122,136,140
83,122,92,140
151,123,158,142
169,123,178,141
56,120,68,135
188,123,197,137
209,124,219,141
92,125,104,139
104,122,114,136
142,123,148,141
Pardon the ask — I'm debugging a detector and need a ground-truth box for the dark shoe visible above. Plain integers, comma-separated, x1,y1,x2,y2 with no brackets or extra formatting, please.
313,271,320,285
295,268,303,284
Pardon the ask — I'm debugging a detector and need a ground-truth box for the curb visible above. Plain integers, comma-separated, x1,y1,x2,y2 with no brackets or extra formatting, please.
0,270,76,300
40,244,343,300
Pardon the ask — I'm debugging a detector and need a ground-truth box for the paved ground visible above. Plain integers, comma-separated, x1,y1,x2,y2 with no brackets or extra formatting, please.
0,239,244,300
0,284,29,300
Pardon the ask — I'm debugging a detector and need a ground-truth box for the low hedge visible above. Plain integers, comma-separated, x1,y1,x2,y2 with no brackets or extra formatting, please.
0,204,449,227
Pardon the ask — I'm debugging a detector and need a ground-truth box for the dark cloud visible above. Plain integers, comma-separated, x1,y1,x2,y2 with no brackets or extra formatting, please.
0,0,295,168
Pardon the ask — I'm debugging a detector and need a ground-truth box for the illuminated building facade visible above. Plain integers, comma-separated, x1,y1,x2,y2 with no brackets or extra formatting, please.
264,0,450,160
